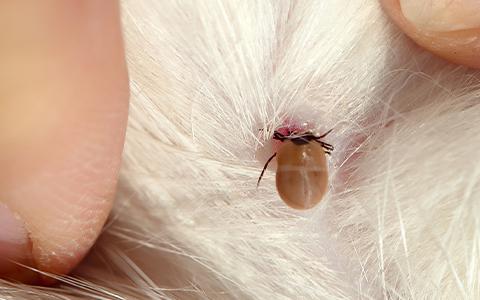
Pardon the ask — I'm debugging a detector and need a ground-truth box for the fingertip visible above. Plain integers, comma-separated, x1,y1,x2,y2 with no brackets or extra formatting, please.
381,0,480,69
0,0,128,284
0,204,41,284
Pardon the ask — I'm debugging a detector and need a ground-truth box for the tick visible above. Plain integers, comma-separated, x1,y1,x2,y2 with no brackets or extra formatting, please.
257,129,334,210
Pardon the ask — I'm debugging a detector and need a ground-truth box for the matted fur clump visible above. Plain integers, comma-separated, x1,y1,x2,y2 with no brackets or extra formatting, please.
2,1,480,299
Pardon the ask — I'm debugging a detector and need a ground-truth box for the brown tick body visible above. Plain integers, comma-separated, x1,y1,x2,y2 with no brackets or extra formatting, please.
257,129,333,210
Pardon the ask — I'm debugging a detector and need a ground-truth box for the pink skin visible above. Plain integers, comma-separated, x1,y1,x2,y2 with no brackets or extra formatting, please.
271,120,307,152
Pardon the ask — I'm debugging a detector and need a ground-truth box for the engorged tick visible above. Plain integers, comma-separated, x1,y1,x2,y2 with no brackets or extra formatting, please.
257,129,334,210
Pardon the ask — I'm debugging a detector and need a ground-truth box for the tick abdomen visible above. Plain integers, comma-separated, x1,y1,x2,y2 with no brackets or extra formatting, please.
275,140,329,210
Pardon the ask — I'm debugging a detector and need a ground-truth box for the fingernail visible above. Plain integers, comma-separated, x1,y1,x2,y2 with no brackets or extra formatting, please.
0,203,38,283
400,0,480,32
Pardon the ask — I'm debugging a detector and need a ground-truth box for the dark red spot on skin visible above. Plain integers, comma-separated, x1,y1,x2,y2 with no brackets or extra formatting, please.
273,120,306,152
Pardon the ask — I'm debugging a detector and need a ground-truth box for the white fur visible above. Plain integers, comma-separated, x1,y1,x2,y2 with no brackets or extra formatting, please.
2,0,480,299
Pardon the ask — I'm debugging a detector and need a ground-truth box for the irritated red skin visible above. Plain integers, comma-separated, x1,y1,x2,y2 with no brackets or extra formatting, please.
273,121,310,152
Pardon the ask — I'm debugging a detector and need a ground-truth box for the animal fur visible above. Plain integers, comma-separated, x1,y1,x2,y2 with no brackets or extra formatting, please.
1,1,479,299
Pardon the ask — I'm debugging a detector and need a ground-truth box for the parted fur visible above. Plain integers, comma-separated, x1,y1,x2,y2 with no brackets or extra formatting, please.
2,1,480,299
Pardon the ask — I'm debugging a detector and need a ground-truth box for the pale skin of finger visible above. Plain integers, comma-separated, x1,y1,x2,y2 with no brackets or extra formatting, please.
381,0,480,69
0,0,129,283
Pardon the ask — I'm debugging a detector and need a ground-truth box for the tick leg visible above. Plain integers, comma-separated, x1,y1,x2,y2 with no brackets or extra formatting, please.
319,141,334,151
273,131,286,141
317,128,333,139
257,152,277,188
273,132,281,140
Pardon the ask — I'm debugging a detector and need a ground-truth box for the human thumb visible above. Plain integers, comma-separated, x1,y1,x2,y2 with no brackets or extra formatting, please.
0,1,128,284
381,0,480,69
